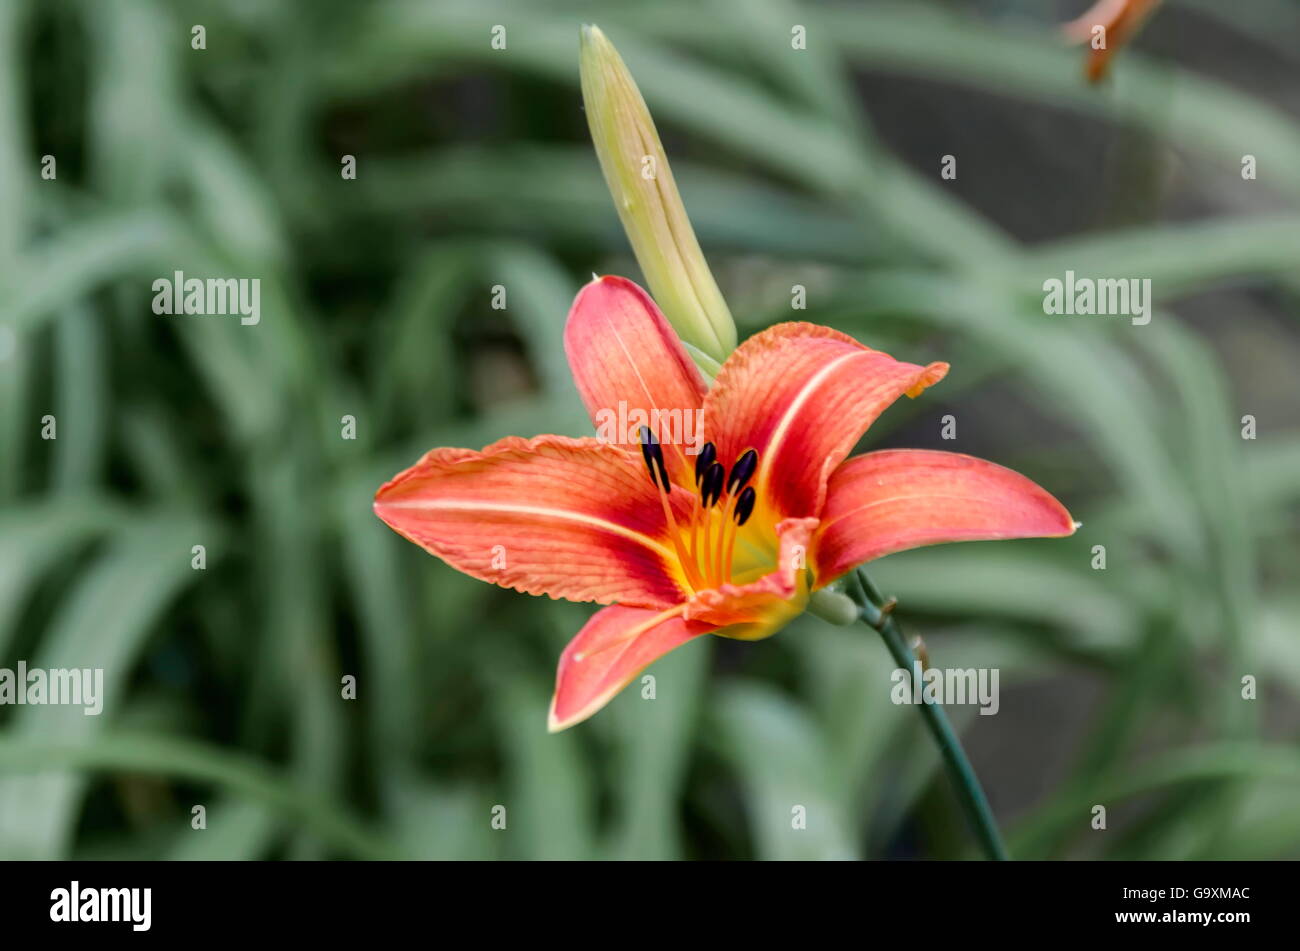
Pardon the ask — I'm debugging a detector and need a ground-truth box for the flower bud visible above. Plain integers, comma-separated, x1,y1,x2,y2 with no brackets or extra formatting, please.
580,24,737,365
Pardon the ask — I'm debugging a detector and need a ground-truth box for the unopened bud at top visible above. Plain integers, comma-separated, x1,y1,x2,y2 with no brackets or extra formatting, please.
579,24,737,366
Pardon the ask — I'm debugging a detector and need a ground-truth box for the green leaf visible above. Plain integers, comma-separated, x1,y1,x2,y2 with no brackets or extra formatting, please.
0,732,401,860
0,513,216,858
710,681,858,860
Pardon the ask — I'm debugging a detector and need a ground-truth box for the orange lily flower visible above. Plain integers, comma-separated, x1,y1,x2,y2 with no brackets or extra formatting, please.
374,276,1076,731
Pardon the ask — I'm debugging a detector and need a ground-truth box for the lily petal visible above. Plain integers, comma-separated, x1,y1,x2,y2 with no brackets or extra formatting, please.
704,323,948,519
374,434,689,607
548,604,712,731
812,449,1076,586
1063,0,1162,82
564,275,709,483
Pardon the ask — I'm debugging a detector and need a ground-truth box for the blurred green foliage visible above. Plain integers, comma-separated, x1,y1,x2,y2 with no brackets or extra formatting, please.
0,0,1297,859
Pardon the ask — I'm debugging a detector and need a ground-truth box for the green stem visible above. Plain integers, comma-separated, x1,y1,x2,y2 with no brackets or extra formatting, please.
850,569,1009,861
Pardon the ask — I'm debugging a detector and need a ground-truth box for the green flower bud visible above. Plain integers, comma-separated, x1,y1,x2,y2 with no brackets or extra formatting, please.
580,24,737,365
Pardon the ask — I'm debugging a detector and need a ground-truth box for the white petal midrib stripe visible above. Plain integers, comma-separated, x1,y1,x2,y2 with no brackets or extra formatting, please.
756,349,862,496
382,497,676,561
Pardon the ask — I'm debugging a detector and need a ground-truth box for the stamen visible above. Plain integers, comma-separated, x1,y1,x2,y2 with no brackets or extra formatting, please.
640,426,705,591
714,482,742,584
638,425,670,492
734,486,756,525
694,442,717,486
712,504,733,587
702,505,716,585
723,487,757,581
700,462,724,508
641,439,762,592
726,449,758,496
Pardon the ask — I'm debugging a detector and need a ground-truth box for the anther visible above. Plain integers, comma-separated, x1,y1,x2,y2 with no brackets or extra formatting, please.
694,442,717,486
726,449,758,496
638,426,670,491
700,462,724,508
734,486,756,526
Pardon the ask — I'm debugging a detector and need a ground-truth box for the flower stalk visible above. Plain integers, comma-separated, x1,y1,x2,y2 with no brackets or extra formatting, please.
848,568,1010,861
